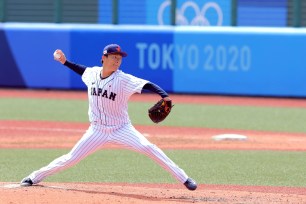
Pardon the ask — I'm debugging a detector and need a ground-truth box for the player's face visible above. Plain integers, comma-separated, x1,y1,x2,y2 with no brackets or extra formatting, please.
103,54,122,70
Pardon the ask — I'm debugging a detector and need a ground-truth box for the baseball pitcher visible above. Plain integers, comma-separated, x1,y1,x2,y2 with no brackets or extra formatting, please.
20,44,197,191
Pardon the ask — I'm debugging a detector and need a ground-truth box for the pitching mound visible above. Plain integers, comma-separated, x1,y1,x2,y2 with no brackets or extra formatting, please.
1,182,306,204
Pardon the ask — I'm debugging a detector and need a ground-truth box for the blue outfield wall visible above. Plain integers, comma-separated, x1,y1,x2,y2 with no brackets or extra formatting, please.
1,23,306,97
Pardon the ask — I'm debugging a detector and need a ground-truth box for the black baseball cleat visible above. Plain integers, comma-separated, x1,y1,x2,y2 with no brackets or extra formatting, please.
20,178,33,187
184,178,197,191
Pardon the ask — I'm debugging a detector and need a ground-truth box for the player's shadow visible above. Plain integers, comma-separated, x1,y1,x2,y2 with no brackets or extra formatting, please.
37,184,198,203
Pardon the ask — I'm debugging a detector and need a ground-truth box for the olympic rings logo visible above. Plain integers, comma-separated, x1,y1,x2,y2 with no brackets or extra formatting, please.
158,0,223,26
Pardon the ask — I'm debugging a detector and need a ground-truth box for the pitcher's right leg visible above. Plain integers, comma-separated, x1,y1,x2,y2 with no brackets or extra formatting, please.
20,125,108,186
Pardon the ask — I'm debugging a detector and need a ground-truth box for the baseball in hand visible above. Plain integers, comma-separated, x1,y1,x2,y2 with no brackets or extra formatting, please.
53,51,61,59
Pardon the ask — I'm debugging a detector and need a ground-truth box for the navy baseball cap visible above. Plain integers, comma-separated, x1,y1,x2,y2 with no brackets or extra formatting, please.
103,44,127,57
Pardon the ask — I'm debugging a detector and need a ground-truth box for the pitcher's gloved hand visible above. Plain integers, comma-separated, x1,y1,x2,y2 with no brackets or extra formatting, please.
148,98,173,123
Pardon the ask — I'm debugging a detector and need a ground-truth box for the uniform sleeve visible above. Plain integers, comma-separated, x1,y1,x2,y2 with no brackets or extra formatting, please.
81,67,96,87
142,82,169,98
81,69,90,86
122,73,149,96
64,60,86,76
82,67,102,87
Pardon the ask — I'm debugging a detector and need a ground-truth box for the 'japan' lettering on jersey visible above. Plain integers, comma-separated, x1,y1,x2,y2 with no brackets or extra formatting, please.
82,67,148,125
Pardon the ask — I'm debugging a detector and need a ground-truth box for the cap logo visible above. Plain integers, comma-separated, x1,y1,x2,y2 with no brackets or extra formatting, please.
116,46,121,52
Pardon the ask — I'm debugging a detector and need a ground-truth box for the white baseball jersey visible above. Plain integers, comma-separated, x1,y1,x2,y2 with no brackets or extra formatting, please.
82,66,148,125
25,66,189,185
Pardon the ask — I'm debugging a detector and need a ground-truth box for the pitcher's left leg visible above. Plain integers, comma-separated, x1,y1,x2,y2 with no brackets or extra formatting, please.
112,124,189,183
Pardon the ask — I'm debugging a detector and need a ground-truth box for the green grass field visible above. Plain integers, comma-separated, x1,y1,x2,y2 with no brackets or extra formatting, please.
1,97,306,187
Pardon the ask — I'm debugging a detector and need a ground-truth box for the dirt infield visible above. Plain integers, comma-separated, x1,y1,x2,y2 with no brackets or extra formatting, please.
2,120,306,151
1,89,306,203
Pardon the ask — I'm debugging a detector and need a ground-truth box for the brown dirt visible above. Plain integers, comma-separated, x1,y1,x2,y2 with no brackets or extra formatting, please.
1,182,306,204
1,89,306,203
2,120,306,151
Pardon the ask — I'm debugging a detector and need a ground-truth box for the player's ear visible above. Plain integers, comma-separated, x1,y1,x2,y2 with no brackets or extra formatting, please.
101,55,107,64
